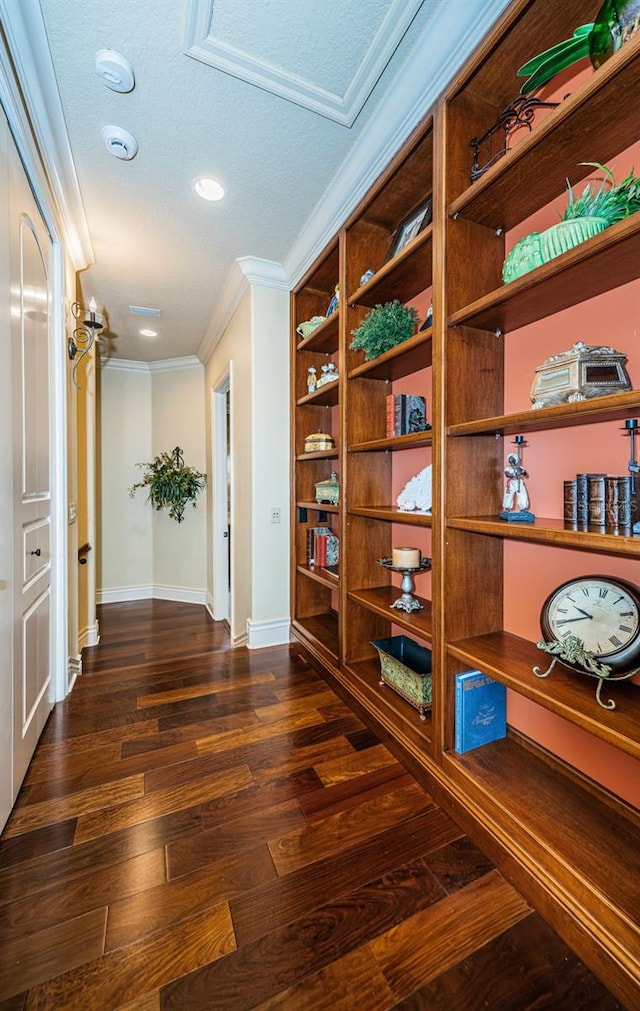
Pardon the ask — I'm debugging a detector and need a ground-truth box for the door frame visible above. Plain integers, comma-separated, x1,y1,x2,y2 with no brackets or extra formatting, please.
211,365,233,625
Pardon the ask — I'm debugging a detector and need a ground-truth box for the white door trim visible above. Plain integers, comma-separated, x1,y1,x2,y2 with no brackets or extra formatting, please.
211,366,232,623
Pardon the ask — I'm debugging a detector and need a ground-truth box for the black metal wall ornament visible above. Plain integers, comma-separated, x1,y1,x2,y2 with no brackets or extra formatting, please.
470,95,559,183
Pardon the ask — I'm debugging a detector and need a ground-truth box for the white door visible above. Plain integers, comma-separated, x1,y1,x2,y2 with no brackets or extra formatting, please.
8,116,54,798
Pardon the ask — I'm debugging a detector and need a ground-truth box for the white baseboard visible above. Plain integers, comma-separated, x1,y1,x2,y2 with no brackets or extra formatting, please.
231,630,248,648
97,585,207,605
78,621,100,650
247,617,291,649
68,654,82,691
206,592,215,621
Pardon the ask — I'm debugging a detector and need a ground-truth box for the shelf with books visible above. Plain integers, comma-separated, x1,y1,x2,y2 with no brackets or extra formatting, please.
447,629,640,761
297,564,340,591
350,430,433,453
448,215,640,334
447,514,640,557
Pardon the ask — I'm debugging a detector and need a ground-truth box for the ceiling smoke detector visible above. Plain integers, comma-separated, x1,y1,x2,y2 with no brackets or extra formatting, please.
95,49,135,93
101,125,138,161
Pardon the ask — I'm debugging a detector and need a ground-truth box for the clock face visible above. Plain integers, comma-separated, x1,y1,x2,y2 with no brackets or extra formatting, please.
541,576,640,672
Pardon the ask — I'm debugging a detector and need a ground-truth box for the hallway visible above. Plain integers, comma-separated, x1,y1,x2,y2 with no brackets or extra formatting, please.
0,601,622,1009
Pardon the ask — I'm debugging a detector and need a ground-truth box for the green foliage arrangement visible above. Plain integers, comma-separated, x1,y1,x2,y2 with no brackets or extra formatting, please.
129,447,206,523
562,162,640,226
350,300,419,362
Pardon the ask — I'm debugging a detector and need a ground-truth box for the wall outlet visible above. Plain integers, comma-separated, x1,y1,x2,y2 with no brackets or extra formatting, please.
68,502,77,524
270,507,281,524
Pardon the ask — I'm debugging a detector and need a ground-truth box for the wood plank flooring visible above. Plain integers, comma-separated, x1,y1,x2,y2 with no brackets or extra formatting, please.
0,600,625,1010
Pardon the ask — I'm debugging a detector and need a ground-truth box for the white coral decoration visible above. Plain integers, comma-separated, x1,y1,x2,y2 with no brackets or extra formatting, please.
397,465,432,512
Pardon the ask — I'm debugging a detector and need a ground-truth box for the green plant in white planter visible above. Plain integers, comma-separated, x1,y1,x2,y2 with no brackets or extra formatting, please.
350,300,419,361
129,447,206,523
503,163,640,283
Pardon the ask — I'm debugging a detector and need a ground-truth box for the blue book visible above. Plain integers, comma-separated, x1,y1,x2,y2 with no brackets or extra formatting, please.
454,669,506,754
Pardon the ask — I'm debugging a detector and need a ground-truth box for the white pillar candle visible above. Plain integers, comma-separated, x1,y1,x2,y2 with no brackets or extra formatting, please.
392,546,420,568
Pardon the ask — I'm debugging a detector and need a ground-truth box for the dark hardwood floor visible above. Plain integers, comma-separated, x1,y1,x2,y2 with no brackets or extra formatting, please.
0,600,624,1009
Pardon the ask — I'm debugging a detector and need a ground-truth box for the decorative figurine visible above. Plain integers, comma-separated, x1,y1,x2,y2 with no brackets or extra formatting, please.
296,316,326,340
316,362,339,388
326,285,339,317
359,269,375,287
307,366,317,393
419,301,433,331
499,436,535,522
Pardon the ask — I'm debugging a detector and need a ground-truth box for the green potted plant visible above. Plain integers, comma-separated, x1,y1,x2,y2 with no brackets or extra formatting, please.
350,300,419,361
129,446,206,523
503,162,640,283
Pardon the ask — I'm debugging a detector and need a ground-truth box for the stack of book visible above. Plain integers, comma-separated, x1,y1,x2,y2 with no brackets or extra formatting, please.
306,526,339,568
564,473,633,531
386,394,430,437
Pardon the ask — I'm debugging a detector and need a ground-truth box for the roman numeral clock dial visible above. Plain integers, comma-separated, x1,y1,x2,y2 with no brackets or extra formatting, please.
541,576,640,673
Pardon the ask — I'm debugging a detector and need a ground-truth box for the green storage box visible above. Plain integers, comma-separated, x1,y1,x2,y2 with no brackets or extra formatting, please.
371,635,432,720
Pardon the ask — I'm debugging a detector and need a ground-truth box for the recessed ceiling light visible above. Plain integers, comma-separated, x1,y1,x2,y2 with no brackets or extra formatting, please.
194,176,225,202
139,328,158,338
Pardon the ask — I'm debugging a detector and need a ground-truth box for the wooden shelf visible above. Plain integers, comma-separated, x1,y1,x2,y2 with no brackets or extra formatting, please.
448,630,640,760
442,738,640,1003
347,226,433,308
449,34,640,232
296,500,339,515
292,613,339,662
448,389,640,436
348,330,432,381
342,657,433,751
296,311,339,354
448,213,640,335
296,448,339,461
349,505,432,526
297,379,339,407
297,564,340,590
447,514,640,557
348,585,432,640
349,430,433,453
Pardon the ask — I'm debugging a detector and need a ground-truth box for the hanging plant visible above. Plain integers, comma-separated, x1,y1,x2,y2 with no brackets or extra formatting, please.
129,447,206,523
350,300,419,361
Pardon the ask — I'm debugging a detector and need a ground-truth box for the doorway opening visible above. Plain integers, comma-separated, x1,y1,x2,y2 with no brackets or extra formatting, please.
211,368,232,625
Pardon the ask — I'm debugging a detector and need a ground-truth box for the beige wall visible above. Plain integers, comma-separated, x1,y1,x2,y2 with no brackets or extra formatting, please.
99,367,153,595
204,280,289,646
99,361,206,600
151,366,207,594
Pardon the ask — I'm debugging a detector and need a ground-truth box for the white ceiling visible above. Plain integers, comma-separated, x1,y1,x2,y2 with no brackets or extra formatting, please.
29,0,509,363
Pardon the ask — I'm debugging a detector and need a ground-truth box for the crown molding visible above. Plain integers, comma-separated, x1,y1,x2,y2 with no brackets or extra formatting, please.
0,0,93,269
236,256,288,289
102,355,202,374
184,0,422,127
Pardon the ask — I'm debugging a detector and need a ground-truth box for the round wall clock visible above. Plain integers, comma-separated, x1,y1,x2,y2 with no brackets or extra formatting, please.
540,575,640,674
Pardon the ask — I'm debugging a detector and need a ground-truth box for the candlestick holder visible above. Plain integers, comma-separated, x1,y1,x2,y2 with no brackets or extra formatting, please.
377,556,431,612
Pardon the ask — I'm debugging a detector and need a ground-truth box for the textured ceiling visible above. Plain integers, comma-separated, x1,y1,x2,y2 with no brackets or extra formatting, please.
36,0,507,363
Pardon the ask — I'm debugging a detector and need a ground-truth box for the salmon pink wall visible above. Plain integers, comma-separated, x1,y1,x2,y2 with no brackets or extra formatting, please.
502,131,640,807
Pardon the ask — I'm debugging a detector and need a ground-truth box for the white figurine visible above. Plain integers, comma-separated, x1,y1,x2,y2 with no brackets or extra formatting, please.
502,453,529,512
397,465,432,512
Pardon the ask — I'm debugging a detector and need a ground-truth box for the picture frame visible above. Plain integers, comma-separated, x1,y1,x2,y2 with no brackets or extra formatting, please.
385,196,433,261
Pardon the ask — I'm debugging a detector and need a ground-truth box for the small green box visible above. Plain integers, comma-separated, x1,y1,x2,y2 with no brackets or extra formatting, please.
371,635,432,720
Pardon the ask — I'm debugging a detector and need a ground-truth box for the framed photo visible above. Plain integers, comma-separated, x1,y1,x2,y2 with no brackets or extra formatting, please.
386,196,433,261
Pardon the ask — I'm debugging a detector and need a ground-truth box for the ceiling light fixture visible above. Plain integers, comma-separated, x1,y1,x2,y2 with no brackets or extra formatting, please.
68,297,104,388
129,305,161,316
194,176,225,202
139,328,158,338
